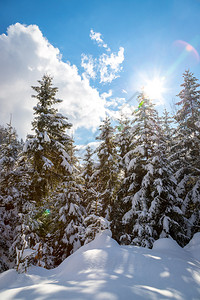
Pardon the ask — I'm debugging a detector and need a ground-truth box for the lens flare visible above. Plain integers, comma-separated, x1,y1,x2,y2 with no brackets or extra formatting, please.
166,40,200,77
174,40,200,62
43,209,51,216
134,100,145,113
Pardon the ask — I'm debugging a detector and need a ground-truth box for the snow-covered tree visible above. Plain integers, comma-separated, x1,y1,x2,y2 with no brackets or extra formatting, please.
24,74,73,204
80,146,110,244
161,109,175,156
112,115,132,242
12,75,75,269
120,92,186,248
116,115,132,168
0,125,8,145
81,146,96,209
176,70,200,131
119,93,157,246
95,117,120,221
52,174,85,266
9,150,41,271
173,70,200,240
0,124,22,272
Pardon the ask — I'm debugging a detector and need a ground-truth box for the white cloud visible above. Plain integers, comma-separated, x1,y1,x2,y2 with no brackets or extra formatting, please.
105,97,125,108
76,141,100,152
100,90,125,108
81,54,96,79
122,89,128,94
99,47,124,83
108,103,135,121
101,90,113,101
90,29,110,50
0,23,107,139
82,30,124,84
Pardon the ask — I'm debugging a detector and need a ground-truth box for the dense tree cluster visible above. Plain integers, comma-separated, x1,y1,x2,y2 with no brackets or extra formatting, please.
0,71,199,272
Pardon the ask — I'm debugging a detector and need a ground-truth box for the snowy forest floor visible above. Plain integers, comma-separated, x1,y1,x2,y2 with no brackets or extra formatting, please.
0,230,200,300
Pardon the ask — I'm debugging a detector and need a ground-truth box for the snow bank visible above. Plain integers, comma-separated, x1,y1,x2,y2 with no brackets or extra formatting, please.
1,230,200,300
152,237,190,259
0,270,18,290
53,229,118,278
184,232,200,261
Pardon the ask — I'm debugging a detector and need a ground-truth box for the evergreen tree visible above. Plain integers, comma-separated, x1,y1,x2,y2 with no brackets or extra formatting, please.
81,146,110,244
120,92,185,247
24,74,73,205
33,135,86,268
116,115,132,166
0,123,21,272
81,146,95,210
0,125,7,145
161,109,174,157
52,168,85,266
120,92,157,246
112,115,132,242
13,75,75,268
95,116,120,221
9,144,42,272
173,70,200,240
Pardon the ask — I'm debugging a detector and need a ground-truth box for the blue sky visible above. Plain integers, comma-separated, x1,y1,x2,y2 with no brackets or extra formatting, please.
0,0,200,148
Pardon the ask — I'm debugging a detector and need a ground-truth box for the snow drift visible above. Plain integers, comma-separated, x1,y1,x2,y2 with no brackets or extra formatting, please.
0,230,200,300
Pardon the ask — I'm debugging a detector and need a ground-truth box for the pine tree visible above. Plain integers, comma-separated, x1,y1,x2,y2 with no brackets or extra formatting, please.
120,92,157,246
9,145,42,272
0,125,7,145
81,146,110,244
161,109,174,156
52,168,85,266
116,115,132,166
95,116,120,221
112,115,132,242
24,74,73,205
13,75,75,269
32,133,86,268
173,70,200,240
120,92,185,248
81,146,95,210
147,135,187,246
0,123,22,272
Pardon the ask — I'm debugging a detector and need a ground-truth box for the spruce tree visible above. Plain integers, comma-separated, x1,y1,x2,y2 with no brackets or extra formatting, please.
81,146,109,244
81,146,95,210
120,92,157,246
14,75,75,268
24,74,73,205
161,109,174,157
52,151,85,266
121,92,185,248
95,116,120,221
10,152,41,272
112,115,132,242
0,123,21,272
0,125,8,145
173,70,200,240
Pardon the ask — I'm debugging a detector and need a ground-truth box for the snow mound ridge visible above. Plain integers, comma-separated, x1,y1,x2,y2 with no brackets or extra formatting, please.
184,232,200,261
153,237,182,251
54,229,118,277
152,237,189,259
85,229,118,249
185,232,200,248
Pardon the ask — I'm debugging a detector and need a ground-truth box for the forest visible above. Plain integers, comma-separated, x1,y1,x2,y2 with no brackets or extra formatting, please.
0,70,199,273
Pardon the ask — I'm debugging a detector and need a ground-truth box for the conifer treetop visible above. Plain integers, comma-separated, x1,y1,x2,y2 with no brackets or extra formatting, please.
31,74,72,137
176,70,200,128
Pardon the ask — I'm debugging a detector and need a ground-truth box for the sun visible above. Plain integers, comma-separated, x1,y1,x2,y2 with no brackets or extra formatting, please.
143,77,166,103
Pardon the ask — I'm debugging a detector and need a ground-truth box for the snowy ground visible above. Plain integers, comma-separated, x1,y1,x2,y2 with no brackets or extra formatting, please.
0,230,200,300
